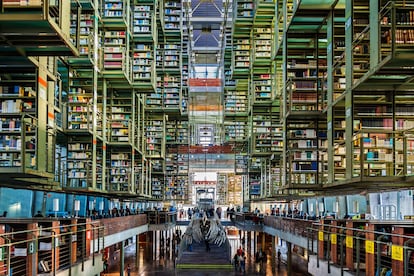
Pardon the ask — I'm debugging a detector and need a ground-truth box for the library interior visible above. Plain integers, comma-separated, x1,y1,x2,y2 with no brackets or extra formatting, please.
1,0,414,275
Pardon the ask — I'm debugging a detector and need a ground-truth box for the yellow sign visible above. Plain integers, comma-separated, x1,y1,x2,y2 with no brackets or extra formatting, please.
318,231,324,241
331,234,337,245
392,245,404,261
365,240,374,254
346,236,353,248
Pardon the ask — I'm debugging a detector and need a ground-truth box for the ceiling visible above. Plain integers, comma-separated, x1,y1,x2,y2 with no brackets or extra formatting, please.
185,0,233,172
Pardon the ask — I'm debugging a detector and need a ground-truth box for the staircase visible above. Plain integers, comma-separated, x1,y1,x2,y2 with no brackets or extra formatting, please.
176,240,233,270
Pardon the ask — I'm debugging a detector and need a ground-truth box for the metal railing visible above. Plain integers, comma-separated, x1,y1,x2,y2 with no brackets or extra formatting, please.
0,219,104,276
307,221,414,276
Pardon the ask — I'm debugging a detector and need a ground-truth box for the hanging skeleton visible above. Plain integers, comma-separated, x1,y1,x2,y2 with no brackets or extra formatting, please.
182,213,227,247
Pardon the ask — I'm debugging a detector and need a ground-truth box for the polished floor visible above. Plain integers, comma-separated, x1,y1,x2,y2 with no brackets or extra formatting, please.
104,242,310,276
104,216,310,275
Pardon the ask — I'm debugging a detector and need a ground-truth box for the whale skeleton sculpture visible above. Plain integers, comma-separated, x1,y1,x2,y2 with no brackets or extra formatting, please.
182,213,227,247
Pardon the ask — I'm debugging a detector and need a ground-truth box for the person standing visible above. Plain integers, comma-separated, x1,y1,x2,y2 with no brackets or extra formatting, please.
277,249,281,268
205,239,210,252
126,264,131,276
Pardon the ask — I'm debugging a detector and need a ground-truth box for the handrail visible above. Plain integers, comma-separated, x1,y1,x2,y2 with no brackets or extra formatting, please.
0,219,105,275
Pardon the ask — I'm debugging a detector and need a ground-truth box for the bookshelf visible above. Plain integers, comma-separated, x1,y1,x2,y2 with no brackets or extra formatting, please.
70,2,95,58
378,1,414,64
145,114,166,158
163,74,181,110
166,119,188,145
331,9,346,102
164,0,181,34
67,76,92,132
252,113,283,155
67,138,92,188
249,157,262,199
103,0,126,20
163,43,180,69
227,173,243,205
217,174,227,205
146,88,162,109
253,74,273,103
109,149,131,192
102,0,130,78
252,27,273,64
352,131,403,178
165,145,189,201
224,80,248,114
270,161,282,194
286,122,327,187
236,0,254,19
395,92,414,131
0,79,37,170
103,29,129,74
353,92,393,131
224,119,248,143
132,43,154,84
351,0,370,86
286,58,327,112
108,90,132,144
233,39,251,75
249,173,261,199
132,3,155,87
151,158,164,199
235,154,248,175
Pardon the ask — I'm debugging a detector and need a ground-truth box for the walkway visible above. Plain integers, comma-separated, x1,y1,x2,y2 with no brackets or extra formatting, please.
104,242,311,275
177,240,232,269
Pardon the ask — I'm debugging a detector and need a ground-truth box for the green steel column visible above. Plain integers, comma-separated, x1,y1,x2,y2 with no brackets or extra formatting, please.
36,61,48,173
370,0,380,69
102,79,108,191
326,10,334,183
344,0,354,179
282,0,288,187
91,0,100,190
131,91,136,194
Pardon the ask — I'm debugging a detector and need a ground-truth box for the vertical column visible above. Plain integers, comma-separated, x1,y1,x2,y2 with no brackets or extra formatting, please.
261,233,265,251
120,240,125,276
331,221,338,264
344,0,354,179
365,223,375,275
318,221,325,259
271,235,276,271
287,241,292,275
135,234,140,268
392,227,404,275
145,232,151,261
37,65,48,172
253,231,257,254
154,231,157,261
85,218,91,256
27,223,38,276
326,9,334,183
247,231,251,254
0,224,4,274
52,220,60,272
345,220,354,270
71,219,77,264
